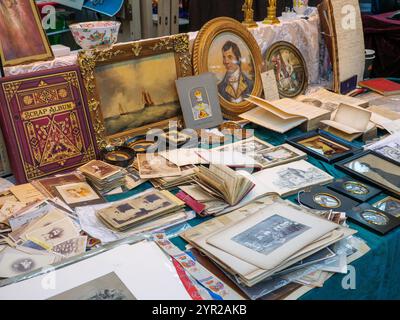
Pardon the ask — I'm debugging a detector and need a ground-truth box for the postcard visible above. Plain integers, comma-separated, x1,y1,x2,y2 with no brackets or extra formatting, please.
55,182,104,207
124,168,147,190
19,207,69,241
10,184,45,204
0,247,56,278
0,201,26,224
137,153,181,179
52,236,88,259
79,160,121,180
159,148,208,167
8,201,51,232
48,272,136,300
33,173,86,198
212,137,273,154
0,191,18,207
25,217,80,248
253,144,307,168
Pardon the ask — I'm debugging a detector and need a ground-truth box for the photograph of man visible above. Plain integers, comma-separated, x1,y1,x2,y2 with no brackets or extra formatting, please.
218,41,254,104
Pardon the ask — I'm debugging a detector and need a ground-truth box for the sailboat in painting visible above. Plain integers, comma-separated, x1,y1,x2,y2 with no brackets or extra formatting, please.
117,91,155,116
142,91,154,107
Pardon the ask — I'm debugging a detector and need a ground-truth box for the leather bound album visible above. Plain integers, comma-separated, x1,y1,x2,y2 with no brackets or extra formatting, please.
0,66,98,183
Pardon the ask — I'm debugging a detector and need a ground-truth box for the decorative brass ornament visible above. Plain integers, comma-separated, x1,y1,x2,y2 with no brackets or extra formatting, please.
263,0,280,25
192,17,263,119
78,34,192,149
242,0,258,28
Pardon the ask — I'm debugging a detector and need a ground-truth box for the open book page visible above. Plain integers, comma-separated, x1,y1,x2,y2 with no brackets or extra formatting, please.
252,160,333,197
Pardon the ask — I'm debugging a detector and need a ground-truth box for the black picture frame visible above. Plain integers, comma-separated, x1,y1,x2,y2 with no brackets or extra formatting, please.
298,186,359,212
327,178,381,202
335,151,400,198
347,203,400,235
286,130,360,164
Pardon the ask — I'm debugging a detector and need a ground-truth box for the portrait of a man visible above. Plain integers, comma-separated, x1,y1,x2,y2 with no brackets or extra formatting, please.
217,41,254,104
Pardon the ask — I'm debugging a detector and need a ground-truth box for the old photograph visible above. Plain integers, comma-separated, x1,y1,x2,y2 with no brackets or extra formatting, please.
232,215,310,256
56,182,101,205
79,160,120,180
137,153,181,179
49,272,136,300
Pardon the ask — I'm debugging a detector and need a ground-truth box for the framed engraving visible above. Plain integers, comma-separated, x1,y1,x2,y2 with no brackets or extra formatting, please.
336,151,400,197
78,34,192,149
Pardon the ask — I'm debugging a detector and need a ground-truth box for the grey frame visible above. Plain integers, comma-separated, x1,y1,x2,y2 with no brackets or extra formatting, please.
176,73,223,130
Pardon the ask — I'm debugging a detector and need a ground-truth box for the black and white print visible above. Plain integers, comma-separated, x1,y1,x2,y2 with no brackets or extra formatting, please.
232,215,310,256
273,167,327,189
49,272,136,300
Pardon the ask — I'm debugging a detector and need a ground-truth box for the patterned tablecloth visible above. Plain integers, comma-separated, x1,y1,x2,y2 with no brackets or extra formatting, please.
3,10,324,84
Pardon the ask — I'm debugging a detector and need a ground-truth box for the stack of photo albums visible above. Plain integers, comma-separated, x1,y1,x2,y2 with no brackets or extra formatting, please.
181,198,367,298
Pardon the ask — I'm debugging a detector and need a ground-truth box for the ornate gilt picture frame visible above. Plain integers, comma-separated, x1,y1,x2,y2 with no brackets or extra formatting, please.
78,34,191,149
265,41,308,99
192,17,263,118
0,0,54,67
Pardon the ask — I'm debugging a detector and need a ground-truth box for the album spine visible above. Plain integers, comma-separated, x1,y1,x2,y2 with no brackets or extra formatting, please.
0,78,26,183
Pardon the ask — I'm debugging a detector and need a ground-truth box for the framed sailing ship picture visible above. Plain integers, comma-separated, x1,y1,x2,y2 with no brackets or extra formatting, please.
78,34,192,149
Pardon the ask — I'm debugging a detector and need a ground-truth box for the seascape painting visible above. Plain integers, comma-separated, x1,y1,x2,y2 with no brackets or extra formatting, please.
95,52,181,136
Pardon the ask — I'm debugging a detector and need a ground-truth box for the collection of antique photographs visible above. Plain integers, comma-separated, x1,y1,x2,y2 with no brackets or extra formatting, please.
0,0,399,301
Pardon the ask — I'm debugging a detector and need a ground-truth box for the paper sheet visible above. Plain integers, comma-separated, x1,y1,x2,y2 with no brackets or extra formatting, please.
0,242,191,300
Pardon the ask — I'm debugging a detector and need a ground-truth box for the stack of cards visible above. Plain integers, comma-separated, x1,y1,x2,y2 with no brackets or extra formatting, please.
79,160,126,194
151,165,197,190
96,190,185,232
2,200,88,272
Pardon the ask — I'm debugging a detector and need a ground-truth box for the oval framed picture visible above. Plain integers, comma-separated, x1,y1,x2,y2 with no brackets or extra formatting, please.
192,17,263,118
265,41,308,98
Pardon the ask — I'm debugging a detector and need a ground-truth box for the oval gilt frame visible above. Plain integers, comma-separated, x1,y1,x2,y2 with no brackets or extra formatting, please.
265,41,308,98
192,17,263,118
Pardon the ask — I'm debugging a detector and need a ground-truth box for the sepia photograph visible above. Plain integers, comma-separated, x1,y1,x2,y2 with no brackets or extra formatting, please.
79,160,120,180
137,153,181,179
49,272,136,300
56,182,102,205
